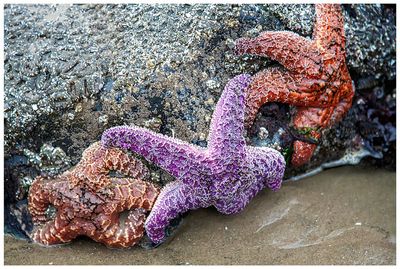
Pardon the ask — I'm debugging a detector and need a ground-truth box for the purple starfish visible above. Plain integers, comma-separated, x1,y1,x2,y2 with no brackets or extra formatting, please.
101,74,286,244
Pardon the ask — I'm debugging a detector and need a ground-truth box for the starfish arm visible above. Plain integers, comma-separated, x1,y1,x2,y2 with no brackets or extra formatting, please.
207,74,252,156
314,4,346,53
235,31,321,75
244,68,323,128
293,88,354,130
293,107,323,129
110,178,160,211
28,177,81,245
93,208,146,248
290,80,353,167
291,107,322,167
247,146,286,191
214,147,285,215
73,142,150,191
145,181,206,244
100,147,150,181
214,180,264,215
262,151,286,191
327,81,355,127
28,177,52,223
93,178,159,248
30,215,77,245
328,97,353,127
101,125,205,182
291,141,318,167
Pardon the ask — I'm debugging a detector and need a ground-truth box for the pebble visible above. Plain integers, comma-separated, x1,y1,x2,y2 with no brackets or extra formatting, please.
67,113,75,120
98,115,108,126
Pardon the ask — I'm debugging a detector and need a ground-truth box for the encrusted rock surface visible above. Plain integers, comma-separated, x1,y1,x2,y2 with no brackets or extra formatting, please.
4,4,396,237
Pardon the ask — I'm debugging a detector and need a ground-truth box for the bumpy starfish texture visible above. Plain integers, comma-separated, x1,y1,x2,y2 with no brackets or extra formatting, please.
235,4,354,167
101,74,286,244
28,142,160,248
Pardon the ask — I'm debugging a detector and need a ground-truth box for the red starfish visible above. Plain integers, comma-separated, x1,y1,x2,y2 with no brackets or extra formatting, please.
235,4,354,167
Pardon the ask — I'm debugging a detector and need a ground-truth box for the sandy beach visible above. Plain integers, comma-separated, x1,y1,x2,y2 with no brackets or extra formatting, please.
4,166,395,265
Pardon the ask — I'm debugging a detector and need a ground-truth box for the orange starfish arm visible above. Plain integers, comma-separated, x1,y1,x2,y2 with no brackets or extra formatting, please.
70,142,150,192
88,178,159,247
110,178,160,211
244,68,324,128
314,4,346,53
28,177,52,223
30,215,80,245
291,140,319,167
291,107,322,166
93,208,146,248
235,31,321,77
328,91,354,126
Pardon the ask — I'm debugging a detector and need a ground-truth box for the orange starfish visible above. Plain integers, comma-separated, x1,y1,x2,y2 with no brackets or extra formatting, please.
235,4,354,166
28,142,159,248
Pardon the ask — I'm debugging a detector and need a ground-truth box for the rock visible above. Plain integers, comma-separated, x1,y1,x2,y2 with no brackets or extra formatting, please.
4,4,396,239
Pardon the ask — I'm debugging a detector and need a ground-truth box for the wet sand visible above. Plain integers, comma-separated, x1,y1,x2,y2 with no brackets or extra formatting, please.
4,166,396,265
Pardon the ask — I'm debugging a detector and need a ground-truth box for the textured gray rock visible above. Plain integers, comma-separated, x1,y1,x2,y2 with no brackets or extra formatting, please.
4,4,396,210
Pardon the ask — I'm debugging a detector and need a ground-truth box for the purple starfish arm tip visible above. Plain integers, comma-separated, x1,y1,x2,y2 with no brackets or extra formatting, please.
144,180,206,244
